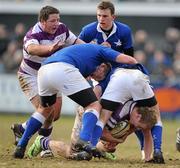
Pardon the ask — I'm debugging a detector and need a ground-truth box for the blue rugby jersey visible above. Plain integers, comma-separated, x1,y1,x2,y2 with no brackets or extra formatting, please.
43,43,120,78
79,21,133,53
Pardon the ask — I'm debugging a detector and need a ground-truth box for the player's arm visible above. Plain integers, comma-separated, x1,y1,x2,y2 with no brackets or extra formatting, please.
26,41,65,57
115,53,137,64
142,129,153,161
93,85,102,99
74,38,85,44
101,127,123,143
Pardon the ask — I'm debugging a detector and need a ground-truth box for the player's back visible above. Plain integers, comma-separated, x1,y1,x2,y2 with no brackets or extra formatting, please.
44,43,119,77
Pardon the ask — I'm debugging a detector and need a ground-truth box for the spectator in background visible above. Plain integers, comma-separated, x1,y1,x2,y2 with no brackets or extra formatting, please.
175,41,180,55
149,50,172,72
0,24,9,73
134,50,147,66
172,52,180,83
144,40,156,62
148,50,172,84
10,22,26,50
0,24,9,57
162,27,180,58
2,41,22,73
79,0,134,56
162,67,177,87
134,29,148,51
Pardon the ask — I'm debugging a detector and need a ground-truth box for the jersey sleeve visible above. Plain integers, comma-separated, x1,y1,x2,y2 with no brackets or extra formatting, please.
60,23,77,45
65,30,77,45
100,46,120,62
79,25,96,43
121,25,133,50
23,31,39,51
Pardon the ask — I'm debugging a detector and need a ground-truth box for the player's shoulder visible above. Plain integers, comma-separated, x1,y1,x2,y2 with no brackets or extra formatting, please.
58,22,67,27
28,22,42,35
82,22,98,31
57,22,69,30
115,21,131,31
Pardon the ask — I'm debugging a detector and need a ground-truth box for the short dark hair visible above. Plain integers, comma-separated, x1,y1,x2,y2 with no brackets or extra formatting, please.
138,106,157,128
38,6,60,21
97,1,115,15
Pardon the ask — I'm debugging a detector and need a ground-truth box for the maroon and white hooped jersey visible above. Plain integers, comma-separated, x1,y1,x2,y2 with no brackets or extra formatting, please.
106,100,136,129
19,22,77,76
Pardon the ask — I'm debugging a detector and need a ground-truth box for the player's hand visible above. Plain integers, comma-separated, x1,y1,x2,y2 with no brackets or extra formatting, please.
49,41,65,53
101,128,124,143
103,142,118,153
101,42,111,48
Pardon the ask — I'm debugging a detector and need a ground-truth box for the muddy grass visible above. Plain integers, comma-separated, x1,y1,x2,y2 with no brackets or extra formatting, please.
0,114,179,168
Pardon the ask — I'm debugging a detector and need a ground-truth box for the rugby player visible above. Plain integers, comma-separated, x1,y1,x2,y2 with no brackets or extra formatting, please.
27,99,157,162
89,64,165,163
79,1,134,56
13,43,137,159
11,5,84,152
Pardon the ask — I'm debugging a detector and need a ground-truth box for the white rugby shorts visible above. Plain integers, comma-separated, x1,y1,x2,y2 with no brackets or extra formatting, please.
38,62,91,96
101,68,154,103
17,72,39,101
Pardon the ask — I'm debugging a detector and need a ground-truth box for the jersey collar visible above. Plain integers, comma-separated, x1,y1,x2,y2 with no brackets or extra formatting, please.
97,22,117,41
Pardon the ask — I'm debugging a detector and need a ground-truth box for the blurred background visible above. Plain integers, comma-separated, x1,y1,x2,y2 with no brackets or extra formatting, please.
0,0,180,119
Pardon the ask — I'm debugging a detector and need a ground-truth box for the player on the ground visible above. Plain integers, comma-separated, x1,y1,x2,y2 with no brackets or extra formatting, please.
13,43,137,159
11,6,84,151
27,99,157,162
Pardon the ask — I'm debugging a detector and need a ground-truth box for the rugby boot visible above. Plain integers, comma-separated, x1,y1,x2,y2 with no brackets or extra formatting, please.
74,138,102,158
27,136,43,158
11,123,23,145
153,149,165,164
13,146,26,159
101,152,117,161
69,151,92,161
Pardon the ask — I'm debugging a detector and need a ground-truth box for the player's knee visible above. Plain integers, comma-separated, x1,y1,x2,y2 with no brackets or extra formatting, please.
86,101,102,112
38,105,54,119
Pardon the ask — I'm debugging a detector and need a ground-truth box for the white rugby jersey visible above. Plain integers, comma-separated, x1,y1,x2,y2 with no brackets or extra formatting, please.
19,22,77,75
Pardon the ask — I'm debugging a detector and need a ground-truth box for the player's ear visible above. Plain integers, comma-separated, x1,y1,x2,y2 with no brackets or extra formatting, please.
136,113,142,122
112,14,116,20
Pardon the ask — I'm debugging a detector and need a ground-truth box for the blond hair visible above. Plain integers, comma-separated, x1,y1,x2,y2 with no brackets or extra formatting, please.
138,107,157,128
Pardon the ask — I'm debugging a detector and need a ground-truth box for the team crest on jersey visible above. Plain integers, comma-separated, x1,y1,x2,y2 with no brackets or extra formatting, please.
114,39,122,47
55,33,66,42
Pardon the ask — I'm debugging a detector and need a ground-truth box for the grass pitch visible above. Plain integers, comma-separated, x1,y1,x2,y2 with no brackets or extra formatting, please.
0,113,180,168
